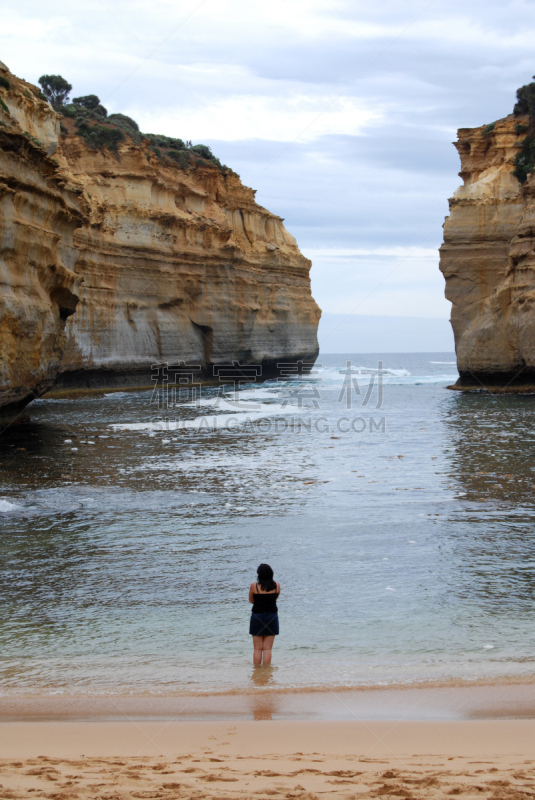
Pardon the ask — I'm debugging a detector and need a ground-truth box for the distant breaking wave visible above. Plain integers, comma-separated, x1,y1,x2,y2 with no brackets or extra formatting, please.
0,499,20,513
314,366,457,387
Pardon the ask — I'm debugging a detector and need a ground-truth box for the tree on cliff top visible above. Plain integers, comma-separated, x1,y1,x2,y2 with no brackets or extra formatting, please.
72,94,108,120
73,94,101,110
38,74,72,110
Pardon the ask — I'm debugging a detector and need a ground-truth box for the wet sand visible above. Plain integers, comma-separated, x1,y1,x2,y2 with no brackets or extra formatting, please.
1,680,535,722
1,683,534,797
1,719,535,799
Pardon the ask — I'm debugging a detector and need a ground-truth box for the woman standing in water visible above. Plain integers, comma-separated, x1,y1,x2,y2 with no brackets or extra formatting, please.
249,564,280,666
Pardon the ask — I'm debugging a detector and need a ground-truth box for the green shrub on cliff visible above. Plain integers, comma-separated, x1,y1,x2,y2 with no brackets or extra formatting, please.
191,143,213,160
514,137,535,184
0,76,10,91
43,71,231,170
514,78,535,117
38,74,72,109
61,103,78,118
76,120,125,153
108,113,139,131
167,150,189,168
107,113,141,143
73,95,108,119
145,133,185,150
73,94,101,111
191,143,223,167
514,76,535,183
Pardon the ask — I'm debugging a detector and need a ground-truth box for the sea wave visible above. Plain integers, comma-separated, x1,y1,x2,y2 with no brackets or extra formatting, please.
111,401,298,432
0,499,20,513
313,366,457,387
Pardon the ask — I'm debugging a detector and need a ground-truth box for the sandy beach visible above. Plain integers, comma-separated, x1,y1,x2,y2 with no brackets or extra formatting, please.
4,1,535,795
1,718,535,799
1,684,535,799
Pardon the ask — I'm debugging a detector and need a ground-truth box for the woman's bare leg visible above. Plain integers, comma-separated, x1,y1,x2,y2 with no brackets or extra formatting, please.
262,635,275,666
253,636,264,665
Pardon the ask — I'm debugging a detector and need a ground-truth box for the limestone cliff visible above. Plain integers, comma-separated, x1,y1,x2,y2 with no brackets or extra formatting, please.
55,130,320,387
439,114,535,390
0,65,320,420
0,65,85,423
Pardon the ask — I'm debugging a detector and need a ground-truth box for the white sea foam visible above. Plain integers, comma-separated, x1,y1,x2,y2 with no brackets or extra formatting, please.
180,387,280,411
317,365,410,378
0,499,20,512
217,387,278,402
112,405,297,434
314,365,456,387
430,361,457,365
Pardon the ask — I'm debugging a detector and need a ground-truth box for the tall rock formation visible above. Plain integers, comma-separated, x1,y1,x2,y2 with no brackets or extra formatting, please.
56,132,319,388
0,65,85,423
0,65,320,421
439,114,535,390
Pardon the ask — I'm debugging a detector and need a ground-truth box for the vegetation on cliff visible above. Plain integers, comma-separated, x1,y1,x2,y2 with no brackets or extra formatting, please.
0,60,318,418
38,74,71,109
513,76,535,184
39,72,228,171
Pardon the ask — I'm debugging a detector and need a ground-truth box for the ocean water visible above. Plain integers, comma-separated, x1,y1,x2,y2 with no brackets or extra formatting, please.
1,352,535,698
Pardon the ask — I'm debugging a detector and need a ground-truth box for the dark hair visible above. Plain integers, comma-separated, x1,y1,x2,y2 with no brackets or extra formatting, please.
257,563,276,592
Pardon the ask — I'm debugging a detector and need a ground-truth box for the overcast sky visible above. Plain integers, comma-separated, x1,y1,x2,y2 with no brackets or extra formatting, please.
4,0,535,319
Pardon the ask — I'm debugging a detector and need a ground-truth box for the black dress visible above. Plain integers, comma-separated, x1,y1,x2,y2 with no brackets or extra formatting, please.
249,587,279,636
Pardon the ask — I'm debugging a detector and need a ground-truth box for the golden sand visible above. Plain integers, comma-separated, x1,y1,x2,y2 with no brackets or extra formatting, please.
1,719,534,799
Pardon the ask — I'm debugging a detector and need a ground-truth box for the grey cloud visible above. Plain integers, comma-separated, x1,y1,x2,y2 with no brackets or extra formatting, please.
209,133,458,250
10,0,535,315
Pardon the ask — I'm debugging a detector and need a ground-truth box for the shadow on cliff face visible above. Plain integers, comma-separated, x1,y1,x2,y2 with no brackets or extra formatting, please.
191,320,214,366
49,286,79,321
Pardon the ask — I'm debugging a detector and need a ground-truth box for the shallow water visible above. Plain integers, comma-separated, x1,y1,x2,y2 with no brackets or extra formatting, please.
1,352,535,696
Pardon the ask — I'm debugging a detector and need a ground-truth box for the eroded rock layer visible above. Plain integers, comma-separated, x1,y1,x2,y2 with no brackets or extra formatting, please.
439,114,535,390
0,66,85,422
0,65,320,421
55,130,320,387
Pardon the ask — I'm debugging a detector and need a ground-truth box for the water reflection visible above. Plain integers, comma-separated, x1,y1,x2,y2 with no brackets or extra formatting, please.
443,394,535,501
250,667,277,719
440,393,535,612
250,665,276,688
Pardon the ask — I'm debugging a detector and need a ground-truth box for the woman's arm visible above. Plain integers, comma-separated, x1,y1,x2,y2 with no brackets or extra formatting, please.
249,583,255,604
277,582,281,595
